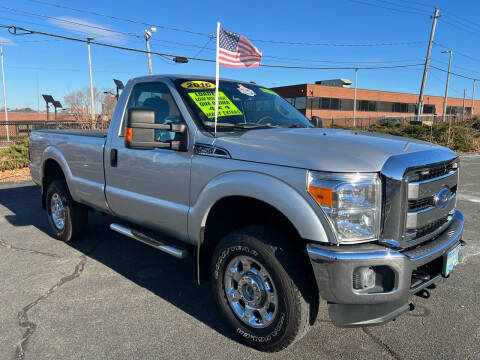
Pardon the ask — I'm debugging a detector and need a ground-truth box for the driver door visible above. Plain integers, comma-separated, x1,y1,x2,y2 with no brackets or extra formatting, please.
104,81,191,240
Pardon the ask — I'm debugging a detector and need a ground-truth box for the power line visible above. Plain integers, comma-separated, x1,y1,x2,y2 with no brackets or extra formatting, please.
430,65,479,81
435,42,480,64
2,24,426,71
0,5,140,39
24,0,427,47
346,0,430,16
26,0,212,38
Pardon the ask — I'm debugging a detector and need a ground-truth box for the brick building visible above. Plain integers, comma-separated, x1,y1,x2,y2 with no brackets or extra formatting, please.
272,80,480,120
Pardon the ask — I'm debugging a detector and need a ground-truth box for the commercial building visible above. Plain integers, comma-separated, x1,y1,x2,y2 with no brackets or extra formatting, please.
272,79,480,120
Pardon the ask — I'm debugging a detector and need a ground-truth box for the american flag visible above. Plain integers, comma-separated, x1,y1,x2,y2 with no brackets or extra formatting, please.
218,27,262,68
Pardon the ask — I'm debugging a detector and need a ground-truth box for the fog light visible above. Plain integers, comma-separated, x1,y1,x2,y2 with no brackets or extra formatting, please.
353,267,376,290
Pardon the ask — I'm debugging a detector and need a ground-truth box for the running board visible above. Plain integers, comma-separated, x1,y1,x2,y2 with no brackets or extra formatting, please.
110,223,188,259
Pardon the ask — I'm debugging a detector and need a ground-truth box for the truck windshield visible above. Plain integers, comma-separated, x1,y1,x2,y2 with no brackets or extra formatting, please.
174,79,312,135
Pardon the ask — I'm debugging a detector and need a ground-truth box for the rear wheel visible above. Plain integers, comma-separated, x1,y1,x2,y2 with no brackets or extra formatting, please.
46,179,88,242
211,226,318,352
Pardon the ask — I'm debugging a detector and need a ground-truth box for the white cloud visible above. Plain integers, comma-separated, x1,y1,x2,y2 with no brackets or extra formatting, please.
48,17,126,43
0,37,16,46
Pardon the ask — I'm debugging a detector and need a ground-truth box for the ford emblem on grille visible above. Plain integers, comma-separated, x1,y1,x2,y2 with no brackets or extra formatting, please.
434,187,452,208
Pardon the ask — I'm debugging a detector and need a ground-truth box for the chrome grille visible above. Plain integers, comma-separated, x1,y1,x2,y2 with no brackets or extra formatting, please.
403,160,458,245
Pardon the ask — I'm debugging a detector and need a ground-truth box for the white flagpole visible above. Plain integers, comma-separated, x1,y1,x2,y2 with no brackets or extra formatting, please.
214,21,220,137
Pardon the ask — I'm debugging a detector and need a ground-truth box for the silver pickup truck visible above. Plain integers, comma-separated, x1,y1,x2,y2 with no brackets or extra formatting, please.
29,75,464,352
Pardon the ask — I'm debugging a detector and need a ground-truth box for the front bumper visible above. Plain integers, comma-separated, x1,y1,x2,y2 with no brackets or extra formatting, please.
307,209,464,327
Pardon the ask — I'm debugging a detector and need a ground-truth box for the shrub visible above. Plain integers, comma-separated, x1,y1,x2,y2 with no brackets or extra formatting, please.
331,120,480,153
0,138,30,171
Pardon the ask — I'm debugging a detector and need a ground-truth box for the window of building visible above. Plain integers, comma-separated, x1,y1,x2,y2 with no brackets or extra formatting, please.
423,104,436,114
392,103,408,113
341,99,354,111
318,97,341,110
358,100,376,112
294,97,306,110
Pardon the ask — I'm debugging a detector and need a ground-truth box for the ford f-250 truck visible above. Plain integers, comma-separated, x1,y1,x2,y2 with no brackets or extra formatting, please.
29,75,464,352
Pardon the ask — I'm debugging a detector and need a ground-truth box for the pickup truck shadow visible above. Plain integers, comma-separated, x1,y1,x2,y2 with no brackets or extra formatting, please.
0,183,235,343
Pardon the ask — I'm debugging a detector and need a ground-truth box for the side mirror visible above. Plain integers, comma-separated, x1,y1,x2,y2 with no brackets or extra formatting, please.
125,108,188,151
311,116,323,128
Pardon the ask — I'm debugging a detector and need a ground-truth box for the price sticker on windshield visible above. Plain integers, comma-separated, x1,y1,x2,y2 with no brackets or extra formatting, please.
188,91,243,118
181,80,216,90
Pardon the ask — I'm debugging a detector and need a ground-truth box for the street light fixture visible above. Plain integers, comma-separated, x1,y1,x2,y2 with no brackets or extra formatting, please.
42,94,54,121
52,100,62,121
113,78,124,99
144,27,156,75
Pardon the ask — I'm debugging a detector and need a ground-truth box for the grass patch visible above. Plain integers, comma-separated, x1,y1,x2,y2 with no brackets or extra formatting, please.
0,138,30,171
331,118,480,152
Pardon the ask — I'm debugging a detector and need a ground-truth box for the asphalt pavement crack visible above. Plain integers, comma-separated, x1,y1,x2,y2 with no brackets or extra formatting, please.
0,238,59,258
15,254,87,360
362,327,402,360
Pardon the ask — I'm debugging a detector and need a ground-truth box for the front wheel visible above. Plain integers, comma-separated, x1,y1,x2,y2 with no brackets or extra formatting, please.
211,226,318,352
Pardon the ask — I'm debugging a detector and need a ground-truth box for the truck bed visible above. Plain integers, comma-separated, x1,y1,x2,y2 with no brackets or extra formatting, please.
29,128,109,212
33,129,108,137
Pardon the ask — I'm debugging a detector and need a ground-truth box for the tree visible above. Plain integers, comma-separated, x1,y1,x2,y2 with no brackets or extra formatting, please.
64,87,114,128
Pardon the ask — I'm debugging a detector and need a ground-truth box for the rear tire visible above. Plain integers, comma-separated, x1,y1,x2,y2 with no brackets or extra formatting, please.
211,226,318,352
46,179,88,242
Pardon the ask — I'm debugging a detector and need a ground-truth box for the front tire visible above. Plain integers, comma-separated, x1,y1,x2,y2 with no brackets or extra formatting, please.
211,226,318,352
46,179,88,242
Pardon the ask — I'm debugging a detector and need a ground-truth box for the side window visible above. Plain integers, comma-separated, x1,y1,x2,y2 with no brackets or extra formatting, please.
121,82,182,142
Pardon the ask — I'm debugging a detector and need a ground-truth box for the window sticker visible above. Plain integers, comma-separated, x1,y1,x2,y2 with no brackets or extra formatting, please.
188,91,243,118
259,87,278,96
181,80,216,90
237,84,256,97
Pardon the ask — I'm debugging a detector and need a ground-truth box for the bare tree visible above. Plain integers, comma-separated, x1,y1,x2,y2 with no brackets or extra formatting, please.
100,89,117,122
64,87,102,128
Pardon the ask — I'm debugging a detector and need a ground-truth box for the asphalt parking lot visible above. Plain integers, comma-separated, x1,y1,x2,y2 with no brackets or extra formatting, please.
1,155,479,360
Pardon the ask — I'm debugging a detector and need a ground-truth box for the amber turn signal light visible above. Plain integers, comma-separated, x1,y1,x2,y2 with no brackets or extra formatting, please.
125,127,133,142
308,185,333,207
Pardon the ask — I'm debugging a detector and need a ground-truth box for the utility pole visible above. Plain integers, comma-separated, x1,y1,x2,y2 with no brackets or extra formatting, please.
309,90,313,119
417,7,440,122
463,88,466,120
472,80,476,117
87,37,95,122
353,68,358,127
441,50,453,122
0,45,9,142
144,27,156,75
36,72,40,113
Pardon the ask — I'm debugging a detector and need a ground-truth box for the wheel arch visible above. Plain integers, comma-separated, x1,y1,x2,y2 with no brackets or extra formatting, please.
190,171,330,284
40,147,74,209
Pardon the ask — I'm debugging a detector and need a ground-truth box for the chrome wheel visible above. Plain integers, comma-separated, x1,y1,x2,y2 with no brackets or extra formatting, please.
224,255,278,328
50,193,65,231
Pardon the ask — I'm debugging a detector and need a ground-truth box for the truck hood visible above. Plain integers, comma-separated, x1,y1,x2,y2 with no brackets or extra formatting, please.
213,128,454,173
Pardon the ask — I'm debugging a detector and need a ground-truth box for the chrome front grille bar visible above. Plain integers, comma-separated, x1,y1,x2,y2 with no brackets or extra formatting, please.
407,170,458,200
405,193,456,229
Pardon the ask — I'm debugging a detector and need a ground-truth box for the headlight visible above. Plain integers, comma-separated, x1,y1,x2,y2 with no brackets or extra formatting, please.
307,171,381,243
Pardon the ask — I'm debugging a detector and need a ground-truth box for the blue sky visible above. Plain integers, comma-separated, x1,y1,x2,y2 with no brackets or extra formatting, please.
1,0,480,109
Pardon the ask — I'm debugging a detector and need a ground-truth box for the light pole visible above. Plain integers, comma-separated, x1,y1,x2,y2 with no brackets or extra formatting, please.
309,90,313,119
52,100,62,121
0,45,9,142
42,95,54,121
353,68,358,127
113,79,124,100
144,27,156,75
441,50,453,122
87,37,95,122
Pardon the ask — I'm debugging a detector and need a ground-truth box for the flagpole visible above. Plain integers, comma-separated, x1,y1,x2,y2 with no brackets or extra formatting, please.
214,21,220,138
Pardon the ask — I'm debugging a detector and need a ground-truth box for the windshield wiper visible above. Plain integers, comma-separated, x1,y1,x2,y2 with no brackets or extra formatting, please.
233,123,279,130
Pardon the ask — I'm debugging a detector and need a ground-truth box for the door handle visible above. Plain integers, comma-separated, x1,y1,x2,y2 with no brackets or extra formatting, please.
110,149,118,167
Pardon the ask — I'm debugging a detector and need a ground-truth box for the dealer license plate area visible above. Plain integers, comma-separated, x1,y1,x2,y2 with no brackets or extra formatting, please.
444,244,461,276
